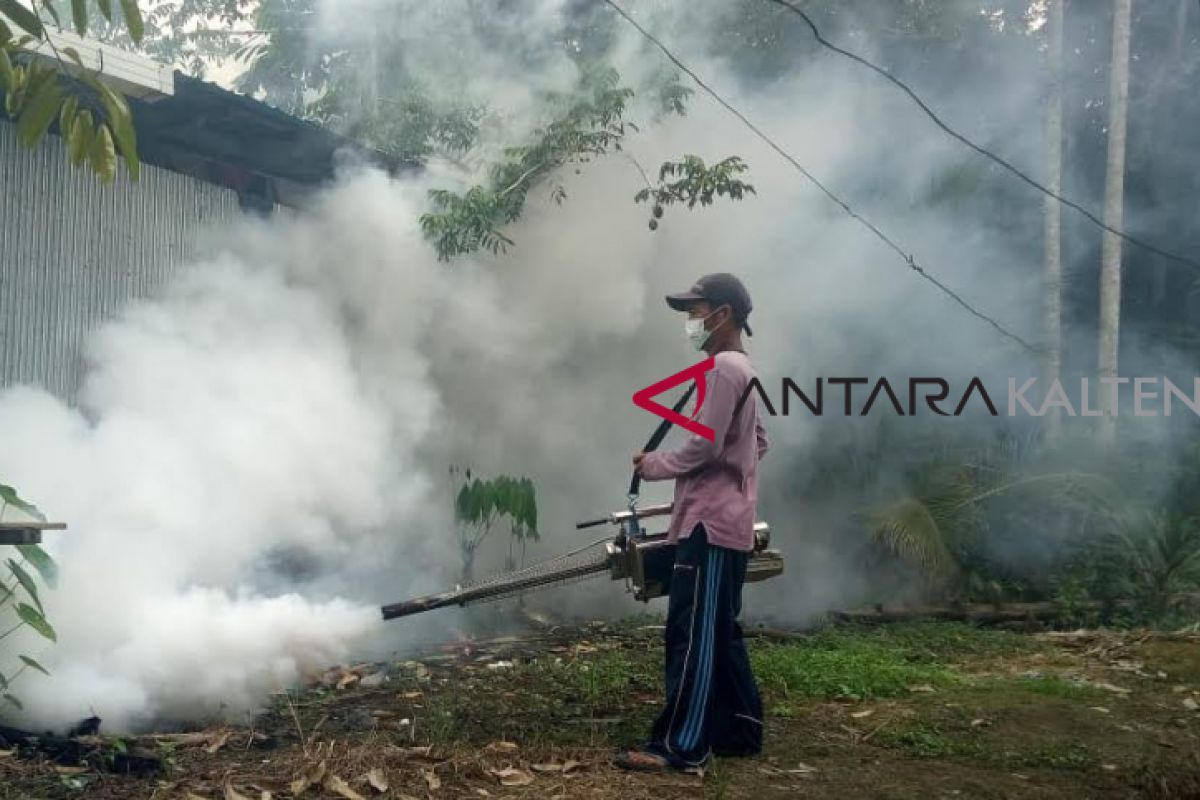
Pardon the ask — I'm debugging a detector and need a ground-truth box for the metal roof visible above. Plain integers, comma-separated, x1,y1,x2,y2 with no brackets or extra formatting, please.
129,73,408,199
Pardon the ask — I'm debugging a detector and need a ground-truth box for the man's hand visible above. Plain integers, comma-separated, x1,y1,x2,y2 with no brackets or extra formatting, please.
632,450,647,476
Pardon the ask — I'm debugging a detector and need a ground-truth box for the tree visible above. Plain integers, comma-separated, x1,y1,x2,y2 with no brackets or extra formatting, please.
226,1,753,260
634,154,755,232
419,63,638,260
1097,0,1133,443
36,0,254,78
1,0,146,182
866,455,1119,603
1042,0,1064,441
232,0,528,162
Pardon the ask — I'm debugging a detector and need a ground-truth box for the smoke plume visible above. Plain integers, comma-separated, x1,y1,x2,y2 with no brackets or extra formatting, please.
1,0,1190,730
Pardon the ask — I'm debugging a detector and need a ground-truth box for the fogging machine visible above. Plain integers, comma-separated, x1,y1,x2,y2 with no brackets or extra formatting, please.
380,501,783,620
381,380,783,621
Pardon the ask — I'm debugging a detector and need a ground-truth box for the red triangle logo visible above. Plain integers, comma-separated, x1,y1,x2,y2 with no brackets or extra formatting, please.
632,357,716,442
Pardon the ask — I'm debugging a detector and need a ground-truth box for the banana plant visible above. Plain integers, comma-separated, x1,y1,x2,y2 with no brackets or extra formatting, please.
0,482,58,712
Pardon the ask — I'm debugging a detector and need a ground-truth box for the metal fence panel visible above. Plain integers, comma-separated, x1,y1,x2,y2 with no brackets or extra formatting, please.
0,120,240,402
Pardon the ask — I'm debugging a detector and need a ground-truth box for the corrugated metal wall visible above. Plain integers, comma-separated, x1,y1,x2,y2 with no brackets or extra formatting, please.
0,119,241,402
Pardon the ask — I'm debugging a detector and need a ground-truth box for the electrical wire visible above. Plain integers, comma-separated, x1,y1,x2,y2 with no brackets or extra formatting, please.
763,0,1200,273
601,0,1041,354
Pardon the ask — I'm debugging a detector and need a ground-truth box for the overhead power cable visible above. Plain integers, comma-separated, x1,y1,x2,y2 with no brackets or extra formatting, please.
763,0,1200,273
601,0,1040,354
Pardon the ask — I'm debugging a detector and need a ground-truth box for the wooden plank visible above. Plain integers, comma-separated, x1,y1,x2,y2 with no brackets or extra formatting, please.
0,529,41,545
0,522,65,545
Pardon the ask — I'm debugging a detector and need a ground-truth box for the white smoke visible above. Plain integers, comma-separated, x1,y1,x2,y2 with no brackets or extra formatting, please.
2,0,1174,732
0,173,459,732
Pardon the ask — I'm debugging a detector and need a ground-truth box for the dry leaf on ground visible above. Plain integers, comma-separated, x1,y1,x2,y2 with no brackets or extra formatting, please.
490,767,534,786
206,730,232,754
365,768,388,792
224,782,253,800
325,775,366,800
289,760,328,796
1095,682,1131,695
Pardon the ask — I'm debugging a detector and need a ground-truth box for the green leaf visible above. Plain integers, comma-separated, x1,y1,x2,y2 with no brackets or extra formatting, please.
8,559,41,613
16,73,64,147
16,603,56,641
118,0,142,42
68,108,93,167
97,83,138,179
4,67,24,116
0,18,12,42
16,544,57,589
19,655,49,676
88,121,117,183
3,693,23,710
60,46,84,69
0,49,12,94
70,0,86,35
58,94,77,137
0,0,44,37
38,0,59,27
0,484,45,520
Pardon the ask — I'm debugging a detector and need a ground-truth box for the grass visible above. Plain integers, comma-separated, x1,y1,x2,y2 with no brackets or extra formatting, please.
875,720,1097,770
750,622,1037,701
417,695,460,744
5,620,1198,799
877,723,977,758
804,621,1037,662
1016,674,1108,700
751,635,955,700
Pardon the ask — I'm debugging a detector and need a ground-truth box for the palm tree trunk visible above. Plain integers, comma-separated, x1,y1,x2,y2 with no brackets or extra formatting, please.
1043,0,1065,441
1171,0,1189,55
1098,0,1133,444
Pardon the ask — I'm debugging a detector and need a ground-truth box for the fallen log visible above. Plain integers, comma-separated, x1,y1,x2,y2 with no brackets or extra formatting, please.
0,724,161,775
828,601,1065,625
826,593,1199,626
745,626,810,641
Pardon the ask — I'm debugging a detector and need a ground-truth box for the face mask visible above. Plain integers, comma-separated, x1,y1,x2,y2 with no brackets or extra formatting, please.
684,310,723,351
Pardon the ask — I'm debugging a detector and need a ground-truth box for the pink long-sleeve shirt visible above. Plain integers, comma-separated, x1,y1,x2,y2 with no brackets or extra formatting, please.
639,350,769,552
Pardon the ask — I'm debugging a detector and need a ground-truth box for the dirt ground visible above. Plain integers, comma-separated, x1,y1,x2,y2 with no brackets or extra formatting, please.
2,619,1198,799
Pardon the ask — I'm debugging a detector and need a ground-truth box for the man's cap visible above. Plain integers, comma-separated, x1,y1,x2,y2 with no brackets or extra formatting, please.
665,272,754,336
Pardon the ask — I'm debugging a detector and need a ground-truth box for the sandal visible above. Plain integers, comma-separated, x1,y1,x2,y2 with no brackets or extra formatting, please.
613,748,674,772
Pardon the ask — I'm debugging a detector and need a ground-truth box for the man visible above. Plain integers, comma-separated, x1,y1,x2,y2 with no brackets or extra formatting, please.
615,272,769,773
